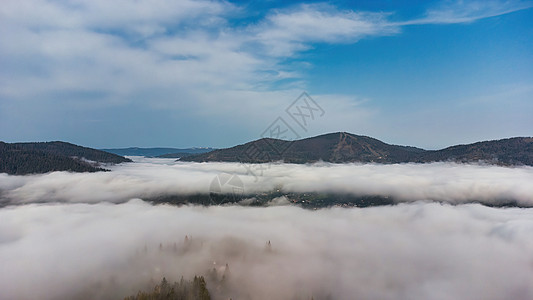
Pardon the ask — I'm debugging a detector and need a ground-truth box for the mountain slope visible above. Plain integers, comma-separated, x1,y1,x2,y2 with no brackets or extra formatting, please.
101,147,215,157
418,137,533,165
180,132,533,166
17,141,131,163
0,141,131,175
181,132,425,164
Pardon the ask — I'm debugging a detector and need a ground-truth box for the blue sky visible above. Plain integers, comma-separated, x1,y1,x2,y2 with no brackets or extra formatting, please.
0,0,532,149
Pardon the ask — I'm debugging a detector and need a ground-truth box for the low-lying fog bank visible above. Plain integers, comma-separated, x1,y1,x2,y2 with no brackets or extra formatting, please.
1,159,533,207
1,201,532,300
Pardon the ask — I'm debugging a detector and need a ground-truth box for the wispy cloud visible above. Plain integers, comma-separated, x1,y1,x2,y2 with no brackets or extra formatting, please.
0,0,233,32
250,3,399,57
403,0,533,25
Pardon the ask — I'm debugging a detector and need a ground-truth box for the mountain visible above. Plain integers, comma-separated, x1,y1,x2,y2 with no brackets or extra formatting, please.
0,141,131,175
180,132,533,166
180,132,425,163
416,137,533,165
15,141,132,164
157,152,202,158
101,147,215,157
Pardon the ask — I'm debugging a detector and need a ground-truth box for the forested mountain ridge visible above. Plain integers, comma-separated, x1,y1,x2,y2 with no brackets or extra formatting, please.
415,137,533,166
181,132,424,164
181,132,533,166
0,141,131,175
101,147,215,157
15,141,132,163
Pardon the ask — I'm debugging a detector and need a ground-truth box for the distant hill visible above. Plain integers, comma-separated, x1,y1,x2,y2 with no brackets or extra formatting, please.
157,152,200,158
416,137,533,166
101,147,215,157
0,141,131,175
181,132,533,166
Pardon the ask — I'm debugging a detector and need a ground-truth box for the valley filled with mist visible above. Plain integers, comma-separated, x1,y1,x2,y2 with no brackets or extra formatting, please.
1,157,533,300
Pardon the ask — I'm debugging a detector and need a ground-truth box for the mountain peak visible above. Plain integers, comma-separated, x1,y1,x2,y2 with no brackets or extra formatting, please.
181,133,533,166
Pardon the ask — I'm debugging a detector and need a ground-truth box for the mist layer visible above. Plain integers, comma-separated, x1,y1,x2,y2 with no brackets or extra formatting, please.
1,201,532,300
1,159,533,206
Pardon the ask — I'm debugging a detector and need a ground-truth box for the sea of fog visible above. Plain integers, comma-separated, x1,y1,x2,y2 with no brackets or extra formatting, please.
1,158,533,300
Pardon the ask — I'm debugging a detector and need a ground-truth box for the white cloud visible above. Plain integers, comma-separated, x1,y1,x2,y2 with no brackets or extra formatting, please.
403,0,533,25
0,1,397,116
252,3,398,57
0,0,232,31
0,0,247,105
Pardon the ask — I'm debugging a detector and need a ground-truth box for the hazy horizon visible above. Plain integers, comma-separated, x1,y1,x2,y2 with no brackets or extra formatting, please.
4,131,533,151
